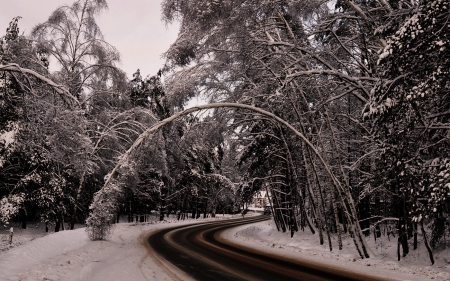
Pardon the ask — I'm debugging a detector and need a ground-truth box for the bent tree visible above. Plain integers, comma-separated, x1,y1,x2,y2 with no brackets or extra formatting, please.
0,11,148,233
32,0,129,230
86,102,371,258
0,17,81,229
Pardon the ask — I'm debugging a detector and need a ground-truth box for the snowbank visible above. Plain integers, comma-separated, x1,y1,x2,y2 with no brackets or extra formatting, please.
0,215,235,281
222,219,450,281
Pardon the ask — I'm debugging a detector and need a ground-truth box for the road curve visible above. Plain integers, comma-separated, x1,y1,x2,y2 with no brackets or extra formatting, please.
147,216,393,281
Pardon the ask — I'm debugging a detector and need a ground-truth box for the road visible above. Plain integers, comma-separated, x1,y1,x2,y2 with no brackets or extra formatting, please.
147,215,393,281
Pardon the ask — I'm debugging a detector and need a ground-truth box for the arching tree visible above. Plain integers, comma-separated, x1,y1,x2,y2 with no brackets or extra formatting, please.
86,102,369,258
160,0,382,258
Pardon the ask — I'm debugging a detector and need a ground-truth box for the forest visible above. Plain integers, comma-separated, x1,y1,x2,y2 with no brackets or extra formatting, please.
0,0,449,264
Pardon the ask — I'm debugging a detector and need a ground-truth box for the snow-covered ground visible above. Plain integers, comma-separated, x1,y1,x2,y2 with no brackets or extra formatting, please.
221,216,450,281
1,213,450,280
0,215,235,281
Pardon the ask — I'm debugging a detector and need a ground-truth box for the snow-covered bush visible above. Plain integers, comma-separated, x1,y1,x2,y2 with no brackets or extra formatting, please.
86,180,121,240
0,194,24,224
414,158,450,246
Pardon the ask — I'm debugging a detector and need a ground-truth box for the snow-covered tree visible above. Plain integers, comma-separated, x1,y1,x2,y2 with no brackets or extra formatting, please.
160,0,378,258
0,17,77,229
366,0,449,263
31,0,124,101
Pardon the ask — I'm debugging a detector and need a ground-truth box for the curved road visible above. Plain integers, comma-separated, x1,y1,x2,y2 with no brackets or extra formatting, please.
147,216,392,281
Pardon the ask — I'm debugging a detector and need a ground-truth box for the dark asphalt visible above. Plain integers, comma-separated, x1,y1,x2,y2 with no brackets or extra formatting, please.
147,215,393,281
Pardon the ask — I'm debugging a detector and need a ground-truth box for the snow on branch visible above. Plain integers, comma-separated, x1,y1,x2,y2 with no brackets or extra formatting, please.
86,103,346,240
0,63,78,105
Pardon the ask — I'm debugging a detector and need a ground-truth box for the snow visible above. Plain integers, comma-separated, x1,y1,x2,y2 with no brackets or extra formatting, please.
222,218,450,281
0,126,17,168
1,214,450,280
0,129,15,147
0,215,232,281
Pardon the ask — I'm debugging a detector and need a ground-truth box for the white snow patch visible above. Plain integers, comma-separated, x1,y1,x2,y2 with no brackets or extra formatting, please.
221,218,450,281
0,130,15,147
0,215,235,281
0,124,18,167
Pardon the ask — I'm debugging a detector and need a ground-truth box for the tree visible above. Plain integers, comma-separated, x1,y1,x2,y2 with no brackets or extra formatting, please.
31,0,123,101
366,0,450,264
87,102,349,239
0,17,80,230
31,0,143,230
160,0,378,257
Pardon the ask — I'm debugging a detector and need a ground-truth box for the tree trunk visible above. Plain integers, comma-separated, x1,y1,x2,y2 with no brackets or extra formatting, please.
55,219,60,232
347,190,372,258
348,215,364,259
192,195,198,219
330,187,343,250
313,155,332,250
272,187,287,232
203,197,208,219
160,185,167,221
265,185,281,232
71,169,86,229
20,208,27,229
280,131,315,235
304,146,324,245
61,211,65,231
420,220,434,265
413,222,418,250
323,109,346,250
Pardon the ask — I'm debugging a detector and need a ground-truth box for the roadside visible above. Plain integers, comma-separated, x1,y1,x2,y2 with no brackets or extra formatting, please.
2,212,449,281
0,214,235,281
222,217,450,281
1,222,85,252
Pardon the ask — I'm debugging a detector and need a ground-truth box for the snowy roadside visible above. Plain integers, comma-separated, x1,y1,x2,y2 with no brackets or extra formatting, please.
2,213,449,281
0,215,237,281
0,223,85,252
222,218,450,281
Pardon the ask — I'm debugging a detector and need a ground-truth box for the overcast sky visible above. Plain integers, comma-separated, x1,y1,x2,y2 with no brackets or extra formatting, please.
0,0,179,79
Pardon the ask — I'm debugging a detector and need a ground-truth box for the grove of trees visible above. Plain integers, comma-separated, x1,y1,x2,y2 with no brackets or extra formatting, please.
1,0,449,264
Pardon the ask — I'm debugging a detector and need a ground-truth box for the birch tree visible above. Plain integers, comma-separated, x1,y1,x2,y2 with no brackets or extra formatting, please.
30,0,145,229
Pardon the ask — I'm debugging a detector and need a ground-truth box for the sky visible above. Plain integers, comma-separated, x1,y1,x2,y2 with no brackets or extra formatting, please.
0,0,179,79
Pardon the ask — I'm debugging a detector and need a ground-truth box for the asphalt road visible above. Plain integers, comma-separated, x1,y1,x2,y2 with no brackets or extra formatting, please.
147,215,393,281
